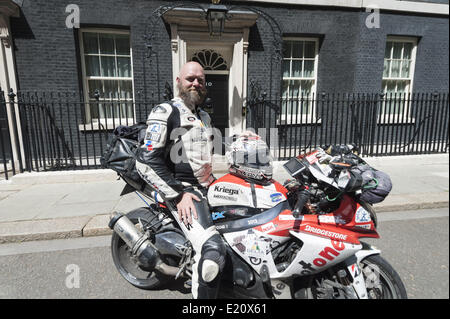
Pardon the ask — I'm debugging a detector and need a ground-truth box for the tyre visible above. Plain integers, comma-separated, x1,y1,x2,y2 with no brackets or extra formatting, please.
360,254,408,299
111,207,171,290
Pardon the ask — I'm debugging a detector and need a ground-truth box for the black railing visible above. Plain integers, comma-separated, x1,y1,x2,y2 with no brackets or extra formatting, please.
0,89,448,180
246,92,449,160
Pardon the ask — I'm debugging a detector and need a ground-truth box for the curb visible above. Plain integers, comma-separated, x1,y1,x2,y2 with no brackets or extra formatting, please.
0,200,448,244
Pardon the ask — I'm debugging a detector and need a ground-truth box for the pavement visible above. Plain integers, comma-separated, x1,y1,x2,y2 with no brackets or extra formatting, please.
0,153,448,244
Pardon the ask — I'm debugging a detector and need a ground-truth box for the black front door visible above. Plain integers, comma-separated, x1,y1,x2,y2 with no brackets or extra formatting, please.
205,74,229,137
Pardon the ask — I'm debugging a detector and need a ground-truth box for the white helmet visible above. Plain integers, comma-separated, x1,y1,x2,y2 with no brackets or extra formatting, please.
225,136,273,185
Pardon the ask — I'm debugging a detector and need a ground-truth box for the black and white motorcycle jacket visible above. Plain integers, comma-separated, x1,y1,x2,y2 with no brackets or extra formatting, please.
135,97,216,200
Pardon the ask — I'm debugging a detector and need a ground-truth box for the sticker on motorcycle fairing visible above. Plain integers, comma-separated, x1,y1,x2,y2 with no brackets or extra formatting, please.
261,222,276,233
306,151,319,164
245,240,268,258
270,193,283,202
249,257,262,265
355,206,371,223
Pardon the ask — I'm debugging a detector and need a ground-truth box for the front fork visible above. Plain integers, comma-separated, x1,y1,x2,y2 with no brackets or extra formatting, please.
343,244,381,299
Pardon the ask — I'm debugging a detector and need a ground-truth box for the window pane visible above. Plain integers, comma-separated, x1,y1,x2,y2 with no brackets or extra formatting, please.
282,60,291,77
117,57,131,77
384,42,392,59
85,56,100,76
303,60,315,78
282,80,289,98
403,43,412,59
290,80,300,98
391,60,400,78
292,60,302,77
88,80,103,98
385,81,396,94
292,41,303,58
282,41,291,58
103,80,119,98
119,80,133,99
99,34,115,54
115,34,130,55
401,60,411,78
300,80,313,96
304,41,315,58
101,56,117,77
396,80,407,93
83,33,98,54
392,42,402,59
383,59,391,78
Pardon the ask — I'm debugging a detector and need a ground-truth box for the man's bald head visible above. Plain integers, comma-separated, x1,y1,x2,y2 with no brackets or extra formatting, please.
176,61,207,108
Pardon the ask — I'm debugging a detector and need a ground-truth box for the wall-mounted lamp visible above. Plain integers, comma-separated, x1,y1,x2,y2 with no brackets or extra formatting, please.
206,0,229,36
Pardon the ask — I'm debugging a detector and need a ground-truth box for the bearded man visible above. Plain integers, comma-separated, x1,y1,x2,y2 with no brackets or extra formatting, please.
135,61,226,299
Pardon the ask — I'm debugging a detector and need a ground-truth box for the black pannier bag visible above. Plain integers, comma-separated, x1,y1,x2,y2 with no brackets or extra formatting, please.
351,164,393,204
100,122,147,190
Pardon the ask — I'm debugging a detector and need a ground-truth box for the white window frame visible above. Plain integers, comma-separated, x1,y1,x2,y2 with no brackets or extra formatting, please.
380,36,417,124
78,28,135,130
280,37,319,125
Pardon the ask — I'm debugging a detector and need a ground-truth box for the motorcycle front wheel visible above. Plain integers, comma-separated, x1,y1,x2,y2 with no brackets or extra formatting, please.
110,207,171,290
360,255,408,299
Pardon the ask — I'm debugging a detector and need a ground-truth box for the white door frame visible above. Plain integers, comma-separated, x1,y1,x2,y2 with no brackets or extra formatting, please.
163,8,257,136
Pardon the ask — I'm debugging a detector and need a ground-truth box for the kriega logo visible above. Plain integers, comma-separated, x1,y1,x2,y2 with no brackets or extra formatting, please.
214,185,239,196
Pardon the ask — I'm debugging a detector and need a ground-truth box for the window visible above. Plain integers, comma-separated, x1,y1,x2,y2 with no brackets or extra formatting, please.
281,38,319,124
79,29,134,127
381,37,417,121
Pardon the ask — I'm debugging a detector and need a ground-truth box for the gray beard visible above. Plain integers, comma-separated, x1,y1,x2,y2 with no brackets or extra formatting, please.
178,86,206,109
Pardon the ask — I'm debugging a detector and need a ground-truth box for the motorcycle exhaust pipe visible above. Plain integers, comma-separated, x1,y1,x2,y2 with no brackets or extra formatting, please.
109,212,180,276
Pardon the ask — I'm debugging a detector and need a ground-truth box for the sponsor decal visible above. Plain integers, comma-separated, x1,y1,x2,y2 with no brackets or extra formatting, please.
187,116,196,122
270,192,283,203
306,151,319,165
279,214,303,221
214,185,240,196
212,194,238,202
299,239,346,273
145,140,153,151
355,206,371,223
211,211,225,221
245,240,268,258
303,225,348,241
261,222,276,233
146,132,161,142
318,215,347,224
151,105,167,113
149,122,161,133
355,224,372,230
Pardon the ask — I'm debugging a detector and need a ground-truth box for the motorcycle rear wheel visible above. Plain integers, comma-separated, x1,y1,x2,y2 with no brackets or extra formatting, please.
360,255,408,299
111,207,171,290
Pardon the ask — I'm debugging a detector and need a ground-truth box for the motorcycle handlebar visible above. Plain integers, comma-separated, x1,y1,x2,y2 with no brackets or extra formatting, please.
292,189,310,218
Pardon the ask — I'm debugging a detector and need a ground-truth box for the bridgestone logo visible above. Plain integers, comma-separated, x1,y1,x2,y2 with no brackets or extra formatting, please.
305,225,347,241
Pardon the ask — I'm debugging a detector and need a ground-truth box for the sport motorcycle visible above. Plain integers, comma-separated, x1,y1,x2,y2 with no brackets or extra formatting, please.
107,146,407,299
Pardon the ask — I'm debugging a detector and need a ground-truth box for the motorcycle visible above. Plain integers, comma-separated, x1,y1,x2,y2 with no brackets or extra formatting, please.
107,146,407,299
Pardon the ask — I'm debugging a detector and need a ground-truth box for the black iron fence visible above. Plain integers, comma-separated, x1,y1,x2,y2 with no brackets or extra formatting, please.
0,89,448,180
247,92,449,160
